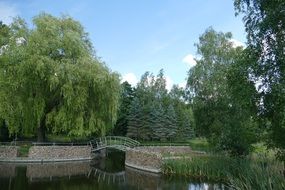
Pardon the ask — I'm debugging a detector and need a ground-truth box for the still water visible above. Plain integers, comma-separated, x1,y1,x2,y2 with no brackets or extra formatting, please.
0,149,227,190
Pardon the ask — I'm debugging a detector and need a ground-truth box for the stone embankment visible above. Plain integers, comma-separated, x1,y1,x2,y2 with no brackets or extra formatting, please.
125,146,205,173
28,146,92,161
0,145,92,162
0,146,18,159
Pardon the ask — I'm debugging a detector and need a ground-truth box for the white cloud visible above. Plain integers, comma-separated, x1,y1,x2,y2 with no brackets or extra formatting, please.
0,2,18,24
182,54,197,68
122,73,138,86
165,75,173,91
230,39,245,48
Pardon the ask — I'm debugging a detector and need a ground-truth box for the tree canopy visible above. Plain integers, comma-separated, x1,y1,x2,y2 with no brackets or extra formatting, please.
126,70,194,141
187,28,258,156
234,0,285,159
0,13,121,141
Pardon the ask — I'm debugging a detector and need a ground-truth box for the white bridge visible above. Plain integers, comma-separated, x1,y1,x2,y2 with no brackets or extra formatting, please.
90,136,140,152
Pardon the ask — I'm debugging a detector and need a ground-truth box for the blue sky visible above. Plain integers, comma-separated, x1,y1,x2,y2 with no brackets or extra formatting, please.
0,0,246,89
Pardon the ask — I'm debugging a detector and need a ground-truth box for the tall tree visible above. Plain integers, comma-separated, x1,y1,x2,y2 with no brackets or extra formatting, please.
113,81,134,136
169,85,195,139
187,28,257,156
164,104,178,140
0,14,121,141
234,0,285,159
179,109,195,140
126,97,143,140
152,102,167,141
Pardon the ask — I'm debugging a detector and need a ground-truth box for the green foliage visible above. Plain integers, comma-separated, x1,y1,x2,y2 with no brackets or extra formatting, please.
0,13,121,140
126,97,143,140
179,109,194,139
164,104,178,140
125,70,194,141
187,28,258,156
0,21,10,47
188,138,211,152
228,158,285,190
163,155,236,182
169,85,195,140
152,102,167,141
18,145,31,157
234,0,285,160
113,81,134,136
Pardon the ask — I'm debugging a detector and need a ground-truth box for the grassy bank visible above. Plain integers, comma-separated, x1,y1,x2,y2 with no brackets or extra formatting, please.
140,141,189,146
162,154,285,189
140,138,211,151
18,144,31,157
187,138,211,152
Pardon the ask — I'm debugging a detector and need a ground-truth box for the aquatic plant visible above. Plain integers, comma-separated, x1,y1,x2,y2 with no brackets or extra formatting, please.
162,154,285,189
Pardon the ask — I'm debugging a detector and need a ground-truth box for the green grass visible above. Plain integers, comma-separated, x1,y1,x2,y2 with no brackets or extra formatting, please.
251,142,276,158
140,141,190,146
187,138,211,152
163,155,236,182
18,145,31,157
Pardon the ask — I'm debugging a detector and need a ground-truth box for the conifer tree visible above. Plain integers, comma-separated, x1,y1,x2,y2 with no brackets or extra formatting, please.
126,97,142,140
164,104,178,140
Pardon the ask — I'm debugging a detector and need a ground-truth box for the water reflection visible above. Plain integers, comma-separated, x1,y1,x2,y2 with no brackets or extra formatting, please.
0,149,227,190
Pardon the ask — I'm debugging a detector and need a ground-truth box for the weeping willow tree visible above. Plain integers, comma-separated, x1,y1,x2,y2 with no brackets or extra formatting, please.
0,13,121,141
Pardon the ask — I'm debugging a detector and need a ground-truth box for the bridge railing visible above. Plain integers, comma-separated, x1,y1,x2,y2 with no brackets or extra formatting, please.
90,136,140,151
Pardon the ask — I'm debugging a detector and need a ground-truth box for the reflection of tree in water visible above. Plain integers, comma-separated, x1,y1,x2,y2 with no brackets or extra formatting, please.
125,166,162,189
91,149,125,173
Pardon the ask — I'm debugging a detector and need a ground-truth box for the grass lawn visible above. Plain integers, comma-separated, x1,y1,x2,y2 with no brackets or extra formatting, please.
139,138,212,152
187,138,211,152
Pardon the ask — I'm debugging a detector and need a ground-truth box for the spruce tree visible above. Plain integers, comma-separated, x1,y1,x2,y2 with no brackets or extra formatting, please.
127,97,142,140
181,111,194,139
165,104,178,140
113,81,134,136
152,102,166,141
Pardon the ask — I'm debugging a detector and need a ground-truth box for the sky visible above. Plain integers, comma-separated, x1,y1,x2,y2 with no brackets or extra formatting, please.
0,0,246,90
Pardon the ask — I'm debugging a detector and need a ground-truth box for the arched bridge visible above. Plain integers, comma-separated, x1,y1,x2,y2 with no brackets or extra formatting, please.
90,136,140,152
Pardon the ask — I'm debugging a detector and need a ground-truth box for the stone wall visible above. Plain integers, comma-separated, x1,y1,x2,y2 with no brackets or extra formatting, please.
125,146,201,173
28,146,91,160
125,148,162,173
0,146,18,159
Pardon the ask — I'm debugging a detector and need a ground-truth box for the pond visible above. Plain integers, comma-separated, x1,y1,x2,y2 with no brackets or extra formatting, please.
0,149,227,190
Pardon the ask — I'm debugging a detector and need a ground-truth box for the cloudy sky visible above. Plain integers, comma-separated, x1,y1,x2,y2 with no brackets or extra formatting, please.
0,0,246,89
